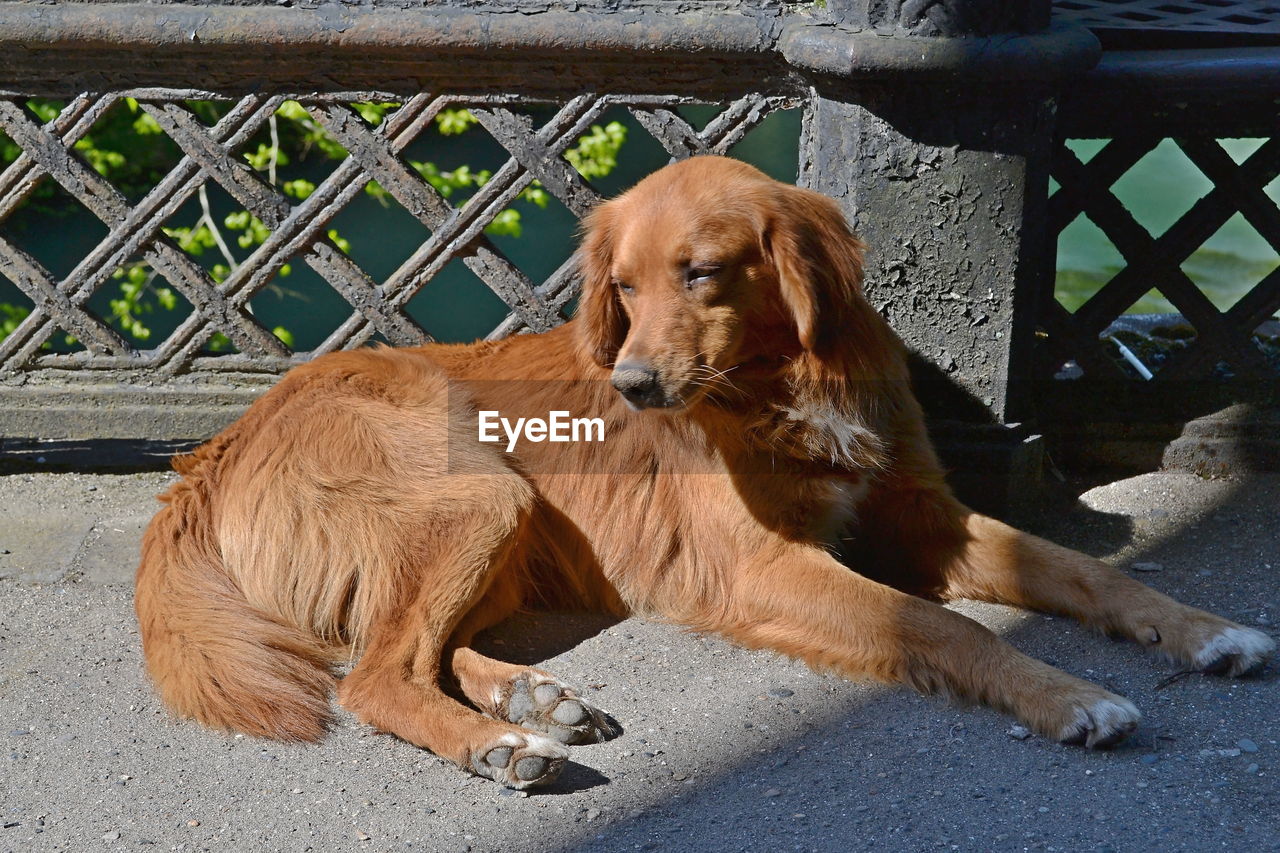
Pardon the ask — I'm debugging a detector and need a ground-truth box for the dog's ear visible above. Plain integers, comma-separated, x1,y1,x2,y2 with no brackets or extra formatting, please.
575,202,628,368
761,186,866,356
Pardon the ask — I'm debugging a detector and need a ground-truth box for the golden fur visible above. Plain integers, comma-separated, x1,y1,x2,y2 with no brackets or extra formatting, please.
136,156,1273,788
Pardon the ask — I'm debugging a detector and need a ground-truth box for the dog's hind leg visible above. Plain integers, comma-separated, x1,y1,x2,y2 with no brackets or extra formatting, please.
335,471,569,789
447,646,620,745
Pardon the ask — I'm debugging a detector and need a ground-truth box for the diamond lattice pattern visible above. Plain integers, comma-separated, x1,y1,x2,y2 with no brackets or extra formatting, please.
0,92,799,376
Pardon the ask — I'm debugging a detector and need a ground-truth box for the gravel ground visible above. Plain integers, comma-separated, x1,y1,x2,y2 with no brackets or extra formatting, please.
0,469,1276,852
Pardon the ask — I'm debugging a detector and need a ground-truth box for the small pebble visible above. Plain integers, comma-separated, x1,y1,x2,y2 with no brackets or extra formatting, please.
762,788,782,798
1037,806,1049,813
498,788,528,799
1141,754,1159,764
671,772,687,781
769,688,795,698
1245,763,1259,774
1007,725,1032,741
1132,561,1163,572
187,820,200,827
1238,739,1259,753
103,831,120,841
357,832,370,841
585,808,601,822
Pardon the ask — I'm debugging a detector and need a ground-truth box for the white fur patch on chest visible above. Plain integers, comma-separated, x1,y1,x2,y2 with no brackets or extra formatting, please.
812,476,869,545
779,399,885,470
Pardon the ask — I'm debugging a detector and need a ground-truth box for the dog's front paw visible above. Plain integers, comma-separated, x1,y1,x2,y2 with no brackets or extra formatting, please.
1016,676,1141,750
499,673,620,745
471,731,569,789
1055,695,1142,749
1192,625,1275,677
1132,605,1275,678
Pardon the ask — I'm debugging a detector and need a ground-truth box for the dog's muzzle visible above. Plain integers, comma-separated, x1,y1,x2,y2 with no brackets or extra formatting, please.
610,362,670,410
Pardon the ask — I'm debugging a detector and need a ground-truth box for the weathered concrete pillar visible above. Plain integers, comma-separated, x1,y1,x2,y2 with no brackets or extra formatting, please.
781,1,1099,514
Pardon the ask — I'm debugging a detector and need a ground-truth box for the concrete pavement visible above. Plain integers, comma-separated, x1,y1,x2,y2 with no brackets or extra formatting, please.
1,469,1276,852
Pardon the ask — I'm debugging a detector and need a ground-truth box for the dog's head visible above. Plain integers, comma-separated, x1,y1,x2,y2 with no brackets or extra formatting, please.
576,156,868,411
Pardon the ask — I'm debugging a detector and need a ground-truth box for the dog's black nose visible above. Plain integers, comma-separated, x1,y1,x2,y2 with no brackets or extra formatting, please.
611,361,664,408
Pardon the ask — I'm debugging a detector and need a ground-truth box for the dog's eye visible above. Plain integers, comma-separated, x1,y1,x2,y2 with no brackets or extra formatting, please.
685,265,721,288
615,280,634,295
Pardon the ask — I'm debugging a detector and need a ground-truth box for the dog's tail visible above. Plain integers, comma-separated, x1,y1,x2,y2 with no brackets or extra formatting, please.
135,467,335,741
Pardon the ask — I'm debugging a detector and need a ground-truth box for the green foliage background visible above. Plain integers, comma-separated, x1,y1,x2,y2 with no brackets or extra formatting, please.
0,99,627,351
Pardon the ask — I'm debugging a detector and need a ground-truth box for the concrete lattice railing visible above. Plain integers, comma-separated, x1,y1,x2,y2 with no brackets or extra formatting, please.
0,0,1276,491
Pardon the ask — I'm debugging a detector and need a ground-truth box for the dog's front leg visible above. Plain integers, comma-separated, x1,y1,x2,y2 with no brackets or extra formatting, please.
853,481,1274,677
708,545,1141,748
942,513,1275,676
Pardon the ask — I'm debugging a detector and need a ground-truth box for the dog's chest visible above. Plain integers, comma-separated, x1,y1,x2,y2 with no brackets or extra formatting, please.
801,474,870,545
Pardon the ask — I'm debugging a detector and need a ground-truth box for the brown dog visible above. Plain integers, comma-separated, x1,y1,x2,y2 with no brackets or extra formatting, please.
136,156,1273,788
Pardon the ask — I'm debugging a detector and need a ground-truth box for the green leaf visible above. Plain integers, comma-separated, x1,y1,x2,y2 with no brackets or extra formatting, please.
564,121,628,179
283,178,316,200
224,210,251,230
243,142,289,172
275,100,310,122
0,302,31,342
353,102,400,126
435,109,477,136
26,99,61,123
518,183,550,209
327,229,351,254
131,112,163,136
484,208,522,238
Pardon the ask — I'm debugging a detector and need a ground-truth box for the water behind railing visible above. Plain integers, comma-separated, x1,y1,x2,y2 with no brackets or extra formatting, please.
1054,138,1280,316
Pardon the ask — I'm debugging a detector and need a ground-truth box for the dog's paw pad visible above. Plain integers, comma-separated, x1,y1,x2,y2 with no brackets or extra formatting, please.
471,732,568,789
1193,626,1275,677
1057,697,1141,749
501,673,620,745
